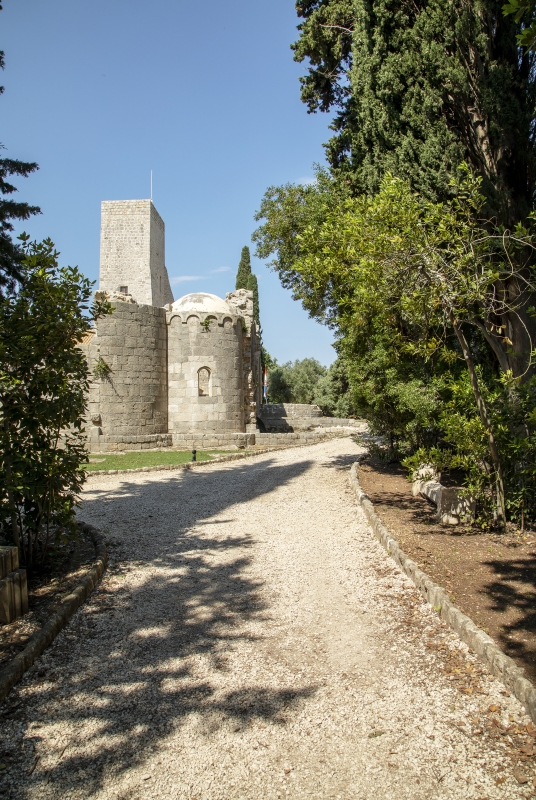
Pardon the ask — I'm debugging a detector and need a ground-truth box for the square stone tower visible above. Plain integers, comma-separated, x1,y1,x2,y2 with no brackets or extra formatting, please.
99,199,174,307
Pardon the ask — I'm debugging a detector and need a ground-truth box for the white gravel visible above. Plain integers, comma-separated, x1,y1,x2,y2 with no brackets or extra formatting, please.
1,437,535,799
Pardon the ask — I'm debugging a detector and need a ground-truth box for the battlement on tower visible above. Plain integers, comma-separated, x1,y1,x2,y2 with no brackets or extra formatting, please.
99,199,174,307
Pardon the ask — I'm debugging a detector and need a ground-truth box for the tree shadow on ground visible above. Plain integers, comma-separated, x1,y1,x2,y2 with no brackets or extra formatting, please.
6,457,319,799
359,460,480,537
482,554,536,676
321,452,365,471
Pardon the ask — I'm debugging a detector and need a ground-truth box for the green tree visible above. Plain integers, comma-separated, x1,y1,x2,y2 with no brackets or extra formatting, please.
0,13,40,293
503,1,536,49
293,1,536,226
266,357,328,404
312,354,355,417
261,345,275,372
235,245,252,289
256,168,536,524
282,358,327,404
268,365,292,403
0,236,110,568
247,272,260,326
293,4,536,371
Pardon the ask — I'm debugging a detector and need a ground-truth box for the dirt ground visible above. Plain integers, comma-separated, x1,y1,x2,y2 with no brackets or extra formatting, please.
0,530,97,670
358,458,536,682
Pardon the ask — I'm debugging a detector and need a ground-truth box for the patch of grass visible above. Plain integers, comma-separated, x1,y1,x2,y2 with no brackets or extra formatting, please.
83,449,234,472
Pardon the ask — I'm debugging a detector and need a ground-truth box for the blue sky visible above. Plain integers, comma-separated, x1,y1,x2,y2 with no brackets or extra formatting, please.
2,0,337,365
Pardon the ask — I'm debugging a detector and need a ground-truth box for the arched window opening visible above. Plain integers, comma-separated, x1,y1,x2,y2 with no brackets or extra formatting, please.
198,367,211,397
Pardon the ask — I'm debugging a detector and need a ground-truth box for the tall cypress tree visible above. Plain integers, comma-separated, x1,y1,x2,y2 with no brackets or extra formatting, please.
0,8,41,293
291,0,536,375
235,245,252,290
293,0,536,226
247,272,260,327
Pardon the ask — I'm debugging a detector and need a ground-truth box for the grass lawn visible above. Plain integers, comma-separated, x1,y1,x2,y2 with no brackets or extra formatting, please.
83,449,233,472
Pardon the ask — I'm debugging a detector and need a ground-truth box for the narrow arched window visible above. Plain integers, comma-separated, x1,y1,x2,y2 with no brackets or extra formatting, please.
198,367,211,397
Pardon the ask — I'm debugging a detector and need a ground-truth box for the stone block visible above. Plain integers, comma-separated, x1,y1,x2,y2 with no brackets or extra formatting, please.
416,479,476,525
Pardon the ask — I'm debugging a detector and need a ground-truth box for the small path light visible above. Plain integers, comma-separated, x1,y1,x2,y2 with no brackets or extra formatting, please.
191,449,197,462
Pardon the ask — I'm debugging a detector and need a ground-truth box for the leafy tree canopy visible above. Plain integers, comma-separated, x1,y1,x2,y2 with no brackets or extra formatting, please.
293,0,536,225
268,357,327,404
503,0,536,49
256,167,536,523
0,9,41,292
0,237,110,567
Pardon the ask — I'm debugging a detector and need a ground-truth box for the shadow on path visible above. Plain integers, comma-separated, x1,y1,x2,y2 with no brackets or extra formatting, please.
10,456,322,798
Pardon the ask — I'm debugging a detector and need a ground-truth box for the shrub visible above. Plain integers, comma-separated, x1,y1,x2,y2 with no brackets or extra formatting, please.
0,237,109,568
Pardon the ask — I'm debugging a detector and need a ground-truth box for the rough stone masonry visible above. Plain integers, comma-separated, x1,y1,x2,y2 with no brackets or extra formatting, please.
80,198,263,453
81,198,362,455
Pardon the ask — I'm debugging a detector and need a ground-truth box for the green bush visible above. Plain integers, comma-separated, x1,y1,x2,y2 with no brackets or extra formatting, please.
403,371,536,527
267,357,327,404
0,237,109,568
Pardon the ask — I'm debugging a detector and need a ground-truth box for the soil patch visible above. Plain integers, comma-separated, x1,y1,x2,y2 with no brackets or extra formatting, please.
359,458,536,683
0,530,97,669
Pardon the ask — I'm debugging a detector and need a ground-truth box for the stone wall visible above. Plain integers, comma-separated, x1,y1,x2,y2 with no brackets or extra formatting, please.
81,302,168,443
167,310,245,433
257,403,323,420
171,432,255,450
256,404,366,433
313,418,365,429
88,434,173,453
226,289,262,430
254,430,353,446
99,200,173,307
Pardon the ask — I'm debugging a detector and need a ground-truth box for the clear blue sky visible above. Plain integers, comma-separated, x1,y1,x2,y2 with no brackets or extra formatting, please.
2,0,337,365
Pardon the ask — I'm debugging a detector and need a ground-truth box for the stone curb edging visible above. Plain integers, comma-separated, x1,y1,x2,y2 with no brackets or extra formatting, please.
0,524,107,704
349,461,536,722
85,437,349,478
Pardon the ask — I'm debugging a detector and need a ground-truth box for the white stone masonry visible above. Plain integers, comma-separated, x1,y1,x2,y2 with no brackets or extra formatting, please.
99,199,174,307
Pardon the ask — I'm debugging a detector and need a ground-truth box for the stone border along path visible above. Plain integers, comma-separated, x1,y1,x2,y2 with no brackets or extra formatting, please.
350,461,536,722
0,525,107,704
349,461,536,723
2,437,535,800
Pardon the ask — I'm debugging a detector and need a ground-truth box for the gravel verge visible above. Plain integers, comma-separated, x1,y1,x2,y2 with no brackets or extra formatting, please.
1,438,536,799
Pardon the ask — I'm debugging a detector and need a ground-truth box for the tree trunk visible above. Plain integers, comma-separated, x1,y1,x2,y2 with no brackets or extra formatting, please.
449,312,507,527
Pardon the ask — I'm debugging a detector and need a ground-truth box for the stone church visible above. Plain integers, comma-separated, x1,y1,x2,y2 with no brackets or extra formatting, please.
81,199,263,452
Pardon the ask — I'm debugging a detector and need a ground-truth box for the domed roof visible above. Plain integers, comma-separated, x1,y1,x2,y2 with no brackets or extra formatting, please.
171,292,233,315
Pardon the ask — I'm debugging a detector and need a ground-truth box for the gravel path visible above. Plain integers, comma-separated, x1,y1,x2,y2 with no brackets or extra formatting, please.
2,438,535,800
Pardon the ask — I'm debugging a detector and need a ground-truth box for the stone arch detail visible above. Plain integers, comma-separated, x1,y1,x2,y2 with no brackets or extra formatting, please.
198,366,211,397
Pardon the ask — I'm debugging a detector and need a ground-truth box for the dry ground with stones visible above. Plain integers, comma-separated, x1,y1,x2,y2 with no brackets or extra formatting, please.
1,437,536,800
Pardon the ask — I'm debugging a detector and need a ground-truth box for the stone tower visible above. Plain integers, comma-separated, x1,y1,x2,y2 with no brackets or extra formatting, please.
99,199,174,307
